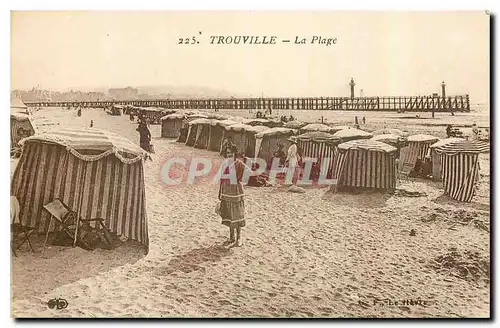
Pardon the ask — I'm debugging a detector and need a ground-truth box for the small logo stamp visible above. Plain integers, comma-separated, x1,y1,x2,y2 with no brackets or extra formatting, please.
47,298,68,310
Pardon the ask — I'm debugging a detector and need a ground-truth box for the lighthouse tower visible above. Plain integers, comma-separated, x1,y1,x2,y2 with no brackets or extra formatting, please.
349,78,356,99
441,81,446,98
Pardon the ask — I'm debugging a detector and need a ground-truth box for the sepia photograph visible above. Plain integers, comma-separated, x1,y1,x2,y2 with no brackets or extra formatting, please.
9,10,490,318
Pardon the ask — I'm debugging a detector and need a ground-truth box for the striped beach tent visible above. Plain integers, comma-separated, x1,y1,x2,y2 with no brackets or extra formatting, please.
333,128,373,143
428,138,464,181
254,127,296,165
208,120,238,152
330,139,397,192
11,128,150,250
294,132,342,178
399,134,439,177
160,113,185,138
434,139,489,202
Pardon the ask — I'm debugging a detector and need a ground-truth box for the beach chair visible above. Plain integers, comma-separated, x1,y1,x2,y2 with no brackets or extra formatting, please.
11,223,35,257
42,199,113,251
398,162,414,181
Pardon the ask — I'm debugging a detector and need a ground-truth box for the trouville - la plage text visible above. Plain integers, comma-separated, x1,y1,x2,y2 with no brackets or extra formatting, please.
208,35,338,46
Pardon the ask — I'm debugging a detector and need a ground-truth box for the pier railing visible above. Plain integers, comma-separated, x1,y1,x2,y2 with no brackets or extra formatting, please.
24,95,470,112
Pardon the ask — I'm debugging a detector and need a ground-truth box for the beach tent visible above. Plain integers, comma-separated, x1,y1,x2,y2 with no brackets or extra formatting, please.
333,128,373,143
294,132,342,178
301,123,336,134
399,134,440,176
11,113,35,149
428,138,464,181
372,128,409,137
254,127,296,165
433,139,489,202
141,107,176,125
222,123,255,154
194,118,217,149
284,121,307,130
11,128,150,250
176,114,208,143
108,104,124,116
208,120,238,151
330,139,397,192
245,126,270,157
185,118,212,148
161,113,186,138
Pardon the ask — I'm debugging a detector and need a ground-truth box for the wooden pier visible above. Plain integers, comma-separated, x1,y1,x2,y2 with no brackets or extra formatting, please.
25,94,470,112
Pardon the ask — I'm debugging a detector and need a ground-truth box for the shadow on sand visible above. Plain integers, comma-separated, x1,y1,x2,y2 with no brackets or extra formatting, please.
155,244,233,275
321,188,392,209
11,236,145,300
432,194,490,212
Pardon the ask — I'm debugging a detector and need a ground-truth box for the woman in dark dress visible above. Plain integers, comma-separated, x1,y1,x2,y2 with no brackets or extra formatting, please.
218,147,251,247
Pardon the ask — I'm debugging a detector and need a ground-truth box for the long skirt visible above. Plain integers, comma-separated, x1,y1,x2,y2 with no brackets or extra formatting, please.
220,199,245,228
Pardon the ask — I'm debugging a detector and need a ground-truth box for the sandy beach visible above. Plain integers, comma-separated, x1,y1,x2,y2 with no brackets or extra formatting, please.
11,107,490,318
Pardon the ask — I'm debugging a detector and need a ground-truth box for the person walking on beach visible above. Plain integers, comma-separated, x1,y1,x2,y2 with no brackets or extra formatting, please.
362,116,366,125
354,116,359,125
218,147,251,247
136,120,151,152
285,138,302,185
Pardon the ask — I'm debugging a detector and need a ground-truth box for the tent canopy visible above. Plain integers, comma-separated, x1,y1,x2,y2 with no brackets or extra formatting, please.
429,137,465,149
407,134,439,143
284,121,307,129
255,127,295,139
21,127,147,161
371,134,408,146
161,113,185,121
434,139,489,154
247,126,270,134
294,131,342,144
338,139,397,153
372,128,409,137
333,128,373,140
211,119,238,127
225,123,254,132
188,118,213,125
301,123,335,133
329,125,352,133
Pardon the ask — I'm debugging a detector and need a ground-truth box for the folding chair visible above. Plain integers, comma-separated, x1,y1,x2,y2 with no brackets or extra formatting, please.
43,199,113,251
11,223,35,257
398,162,414,181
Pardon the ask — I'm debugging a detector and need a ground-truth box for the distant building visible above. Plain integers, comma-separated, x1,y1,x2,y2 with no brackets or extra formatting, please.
108,87,139,100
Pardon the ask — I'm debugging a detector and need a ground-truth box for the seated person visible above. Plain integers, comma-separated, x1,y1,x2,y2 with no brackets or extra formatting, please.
409,158,423,178
420,157,433,178
272,144,286,167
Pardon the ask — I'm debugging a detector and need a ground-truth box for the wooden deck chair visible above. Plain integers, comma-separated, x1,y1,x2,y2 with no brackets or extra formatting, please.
42,199,113,251
398,162,414,181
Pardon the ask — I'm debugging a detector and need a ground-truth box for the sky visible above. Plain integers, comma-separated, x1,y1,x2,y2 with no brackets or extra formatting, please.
11,11,490,102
